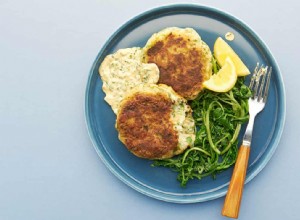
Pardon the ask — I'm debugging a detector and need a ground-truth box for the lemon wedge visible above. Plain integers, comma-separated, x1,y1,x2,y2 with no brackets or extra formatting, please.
214,37,250,76
203,57,237,92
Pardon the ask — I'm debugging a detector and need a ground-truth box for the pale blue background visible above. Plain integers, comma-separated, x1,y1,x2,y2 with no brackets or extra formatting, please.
0,0,298,219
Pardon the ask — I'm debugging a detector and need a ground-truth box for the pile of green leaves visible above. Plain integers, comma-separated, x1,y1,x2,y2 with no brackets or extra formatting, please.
152,60,252,187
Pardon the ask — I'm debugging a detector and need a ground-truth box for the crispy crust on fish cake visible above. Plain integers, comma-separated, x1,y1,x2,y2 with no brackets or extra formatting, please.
117,92,178,159
144,27,212,100
116,84,195,159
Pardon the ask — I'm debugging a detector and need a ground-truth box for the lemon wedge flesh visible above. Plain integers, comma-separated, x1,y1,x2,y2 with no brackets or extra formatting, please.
214,37,250,76
203,57,237,92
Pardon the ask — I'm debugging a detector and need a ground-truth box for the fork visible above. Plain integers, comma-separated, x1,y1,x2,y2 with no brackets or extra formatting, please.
222,63,272,219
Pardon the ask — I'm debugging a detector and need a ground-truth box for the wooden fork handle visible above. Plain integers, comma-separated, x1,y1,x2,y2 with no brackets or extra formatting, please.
222,145,250,219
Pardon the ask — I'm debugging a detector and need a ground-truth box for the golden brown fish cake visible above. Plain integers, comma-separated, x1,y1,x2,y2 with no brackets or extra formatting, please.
117,92,178,159
143,27,212,100
116,84,195,160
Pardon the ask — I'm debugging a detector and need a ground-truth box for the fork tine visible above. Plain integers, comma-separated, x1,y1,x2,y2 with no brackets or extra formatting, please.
263,66,272,102
258,66,268,101
253,65,264,98
249,63,259,90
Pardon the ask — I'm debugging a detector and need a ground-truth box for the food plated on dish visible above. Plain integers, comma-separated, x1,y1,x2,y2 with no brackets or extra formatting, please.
99,26,252,186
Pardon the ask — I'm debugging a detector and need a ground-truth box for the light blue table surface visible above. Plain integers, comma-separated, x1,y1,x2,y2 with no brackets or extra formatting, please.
0,0,299,219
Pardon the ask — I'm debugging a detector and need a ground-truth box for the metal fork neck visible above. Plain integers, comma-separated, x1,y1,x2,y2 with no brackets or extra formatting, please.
242,115,256,146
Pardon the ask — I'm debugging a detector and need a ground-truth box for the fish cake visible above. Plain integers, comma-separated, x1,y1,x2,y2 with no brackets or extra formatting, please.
116,84,195,159
143,27,212,100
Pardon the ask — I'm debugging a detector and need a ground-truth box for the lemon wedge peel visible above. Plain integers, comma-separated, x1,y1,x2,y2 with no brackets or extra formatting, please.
203,57,237,93
214,37,250,76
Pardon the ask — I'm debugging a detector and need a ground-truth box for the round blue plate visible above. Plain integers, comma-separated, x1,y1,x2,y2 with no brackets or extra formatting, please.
85,4,286,203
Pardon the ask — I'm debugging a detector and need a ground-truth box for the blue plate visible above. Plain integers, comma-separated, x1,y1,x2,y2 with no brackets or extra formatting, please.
85,4,286,203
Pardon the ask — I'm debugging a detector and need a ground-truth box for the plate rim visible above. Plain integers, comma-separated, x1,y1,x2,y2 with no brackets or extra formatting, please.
84,3,286,203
